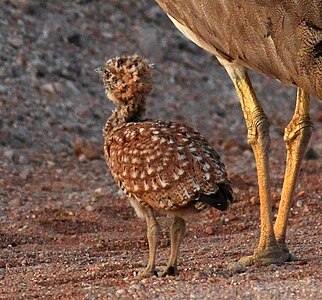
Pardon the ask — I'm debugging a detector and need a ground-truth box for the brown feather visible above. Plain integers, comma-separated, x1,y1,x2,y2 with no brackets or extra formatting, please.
156,0,322,98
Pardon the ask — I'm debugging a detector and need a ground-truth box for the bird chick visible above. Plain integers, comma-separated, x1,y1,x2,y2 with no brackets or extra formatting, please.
98,54,233,277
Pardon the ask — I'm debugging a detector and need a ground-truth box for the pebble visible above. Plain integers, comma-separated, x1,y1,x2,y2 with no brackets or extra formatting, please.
0,84,7,94
8,37,23,49
18,154,29,164
85,205,95,212
0,268,6,280
296,191,306,197
40,83,55,94
47,161,55,168
296,200,303,208
228,262,246,273
250,196,258,205
204,226,214,235
20,167,32,180
129,283,145,291
4,149,16,160
115,289,126,296
79,154,87,162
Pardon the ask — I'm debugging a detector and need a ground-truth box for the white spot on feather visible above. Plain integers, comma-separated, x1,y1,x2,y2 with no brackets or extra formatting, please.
144,181,149,191
178,154,186,160
152,180,158,191
158,176,169,188
204,173,211,180
147,166,154,175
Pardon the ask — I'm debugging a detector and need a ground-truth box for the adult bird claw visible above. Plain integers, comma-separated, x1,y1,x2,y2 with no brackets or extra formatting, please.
228,245,298,272
138,268,158,278
160,265,179,277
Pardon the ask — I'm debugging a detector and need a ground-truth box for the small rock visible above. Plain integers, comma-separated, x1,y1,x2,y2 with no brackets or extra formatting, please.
20,168,32,180
237,222,247,231
250,196,259,205
74,137,102,160
8,0,40,13
40,83,55,94
32,60,48,78
204,226,215,235
85,205,95,212
0,268,6,280
8,37,23,49
18,154,29,164
228,262,246,273
268,264,278,271
47,161,55,168
12,126,29,145
51,143,68,154
56,169,63,175
4,149,16,160
78,154,87,162
296,191,306,197
129,283,145,291
115,289,126,296
296,200,303,208
222,218,229,225
8,197,22,208
0,84,7,95
272,192,279,201
65,80,81,95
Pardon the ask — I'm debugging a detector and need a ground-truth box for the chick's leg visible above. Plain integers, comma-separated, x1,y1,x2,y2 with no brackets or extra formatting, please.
161,216,186,276
274,88,312,259
139,207,160,277
224,64,285,266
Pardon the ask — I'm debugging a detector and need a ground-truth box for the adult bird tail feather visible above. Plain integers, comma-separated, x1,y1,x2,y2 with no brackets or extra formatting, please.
196,186,233,211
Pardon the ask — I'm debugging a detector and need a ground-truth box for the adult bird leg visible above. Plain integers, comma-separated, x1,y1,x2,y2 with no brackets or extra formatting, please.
161,216,186,277
224,63,286,266
274,88,312,258
139,207,160,277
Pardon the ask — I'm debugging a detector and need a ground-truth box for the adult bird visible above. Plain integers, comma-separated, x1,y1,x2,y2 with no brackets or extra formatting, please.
155,0,322,267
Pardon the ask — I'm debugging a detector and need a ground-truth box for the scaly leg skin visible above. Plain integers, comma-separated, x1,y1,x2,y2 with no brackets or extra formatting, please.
139,207,160,278
161,216,186,277
224,64,286,268
274,89,312,261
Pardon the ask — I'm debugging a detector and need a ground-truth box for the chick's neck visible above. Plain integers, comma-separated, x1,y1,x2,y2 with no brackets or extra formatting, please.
103,94,146,137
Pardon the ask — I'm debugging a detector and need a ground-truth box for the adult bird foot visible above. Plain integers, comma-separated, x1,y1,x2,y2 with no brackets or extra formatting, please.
138,267,158,278
285,252,299,262
160,265,179,277
278,244,299,262
228,246,292,272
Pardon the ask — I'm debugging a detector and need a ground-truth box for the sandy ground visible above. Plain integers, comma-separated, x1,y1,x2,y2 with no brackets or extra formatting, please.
0,1,321,299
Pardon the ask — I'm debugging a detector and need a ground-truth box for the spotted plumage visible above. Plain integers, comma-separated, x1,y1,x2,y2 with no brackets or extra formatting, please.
98,54,233,277
105,120,231,211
